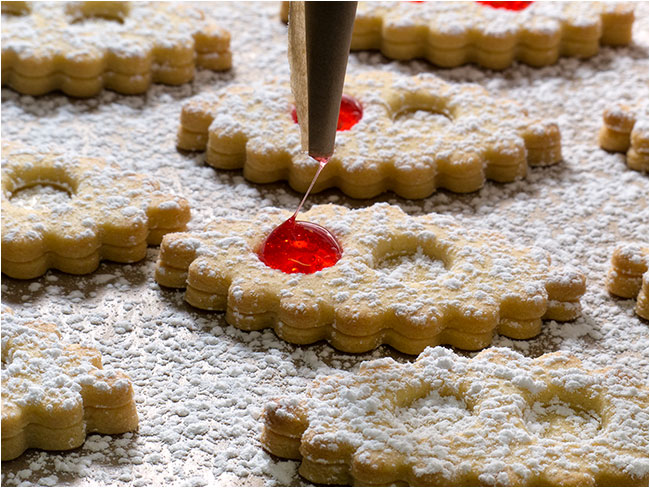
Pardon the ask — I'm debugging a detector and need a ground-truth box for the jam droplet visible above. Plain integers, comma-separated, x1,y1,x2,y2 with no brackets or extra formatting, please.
258,217,342,274
291,94,363,131
476,1,533,10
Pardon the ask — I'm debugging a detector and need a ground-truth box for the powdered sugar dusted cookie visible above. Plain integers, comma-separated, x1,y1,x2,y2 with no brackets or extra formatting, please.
1,1,231,97
607,244,649,319
599,104,649,173
262,346,649,486
1,141,191,279
1,309,139,461
155,203,585,354
177,71,562,199
348,1,634,69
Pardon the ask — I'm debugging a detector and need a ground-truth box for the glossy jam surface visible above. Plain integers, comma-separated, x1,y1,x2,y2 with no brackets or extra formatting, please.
291,94,363,131
258,217,342,274
476,1,533,10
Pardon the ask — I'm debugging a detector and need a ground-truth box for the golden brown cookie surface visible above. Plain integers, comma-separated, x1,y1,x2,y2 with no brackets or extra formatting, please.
1,309,138,461
1,141,191,278
599,104,649,172
1,1,231,96
607,244,649,319
352,1,634,69
262,346,649,486
155,203,585,354
281,1,634,69
178,71,562,199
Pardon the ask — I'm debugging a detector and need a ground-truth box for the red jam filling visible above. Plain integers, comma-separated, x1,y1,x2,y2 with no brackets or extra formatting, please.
291,94,363,131
476,1,533,10
258,216,342,274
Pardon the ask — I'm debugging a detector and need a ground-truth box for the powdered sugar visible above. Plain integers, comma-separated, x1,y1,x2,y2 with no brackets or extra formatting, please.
1,1,648,486
266,346,647,484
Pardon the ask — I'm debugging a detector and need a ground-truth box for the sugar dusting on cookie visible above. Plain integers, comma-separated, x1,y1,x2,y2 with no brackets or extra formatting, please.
178,70,562,198
1,2,231,96
262,346,648,485
1,1,648,486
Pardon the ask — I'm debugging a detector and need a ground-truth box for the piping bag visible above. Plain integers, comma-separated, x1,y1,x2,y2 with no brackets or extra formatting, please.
256,1,357,274
288,1,358,162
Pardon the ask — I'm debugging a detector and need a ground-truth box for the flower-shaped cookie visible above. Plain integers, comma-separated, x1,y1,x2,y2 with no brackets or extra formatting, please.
599,104,649,173
1,1,231,97
1,310,138,461
1,141,191,279
177,71,562,199
262,346,649,486
347,1,634,69
607,244,649,319
155,203,585,354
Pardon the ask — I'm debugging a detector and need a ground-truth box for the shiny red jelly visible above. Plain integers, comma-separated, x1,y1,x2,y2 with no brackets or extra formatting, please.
476,1,533,10
291,94,363,131
258,217,342,274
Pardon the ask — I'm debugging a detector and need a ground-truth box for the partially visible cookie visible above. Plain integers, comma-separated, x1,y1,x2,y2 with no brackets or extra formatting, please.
599,104,649,173
1,1,231,97
178,71,562,199
1,309,138,461
281,2,634,69
262,346,649,486
636,273,649,319
1,141,191,279
607,244,649,319
155,203,585,354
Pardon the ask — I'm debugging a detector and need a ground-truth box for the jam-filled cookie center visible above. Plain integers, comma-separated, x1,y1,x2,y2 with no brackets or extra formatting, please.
258,217,342,274
477,1,533,11
291,94,363,131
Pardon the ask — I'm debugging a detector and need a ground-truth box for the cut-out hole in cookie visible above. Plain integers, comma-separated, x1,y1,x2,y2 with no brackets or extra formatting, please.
372,237,450,284
395,390,473,436
1,2,31,16
375,249,448,283
290,94,363,131
392,108,453,132
66,2,129,24
10,184,73,210
525,399,602,441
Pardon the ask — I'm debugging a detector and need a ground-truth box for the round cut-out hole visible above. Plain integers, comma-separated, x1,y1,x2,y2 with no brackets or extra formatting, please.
393,108,452,132
258,217,342,274
525,398,602,440
396,390,472,437
290,94,363,131
10,184,72,210
374,248,448,283
67,3,128,24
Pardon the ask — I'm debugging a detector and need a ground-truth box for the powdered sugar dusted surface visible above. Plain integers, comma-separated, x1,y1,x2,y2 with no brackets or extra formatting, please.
1,2,648,486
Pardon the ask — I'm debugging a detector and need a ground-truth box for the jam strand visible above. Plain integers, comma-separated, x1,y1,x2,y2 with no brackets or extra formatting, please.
293,157,328,219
